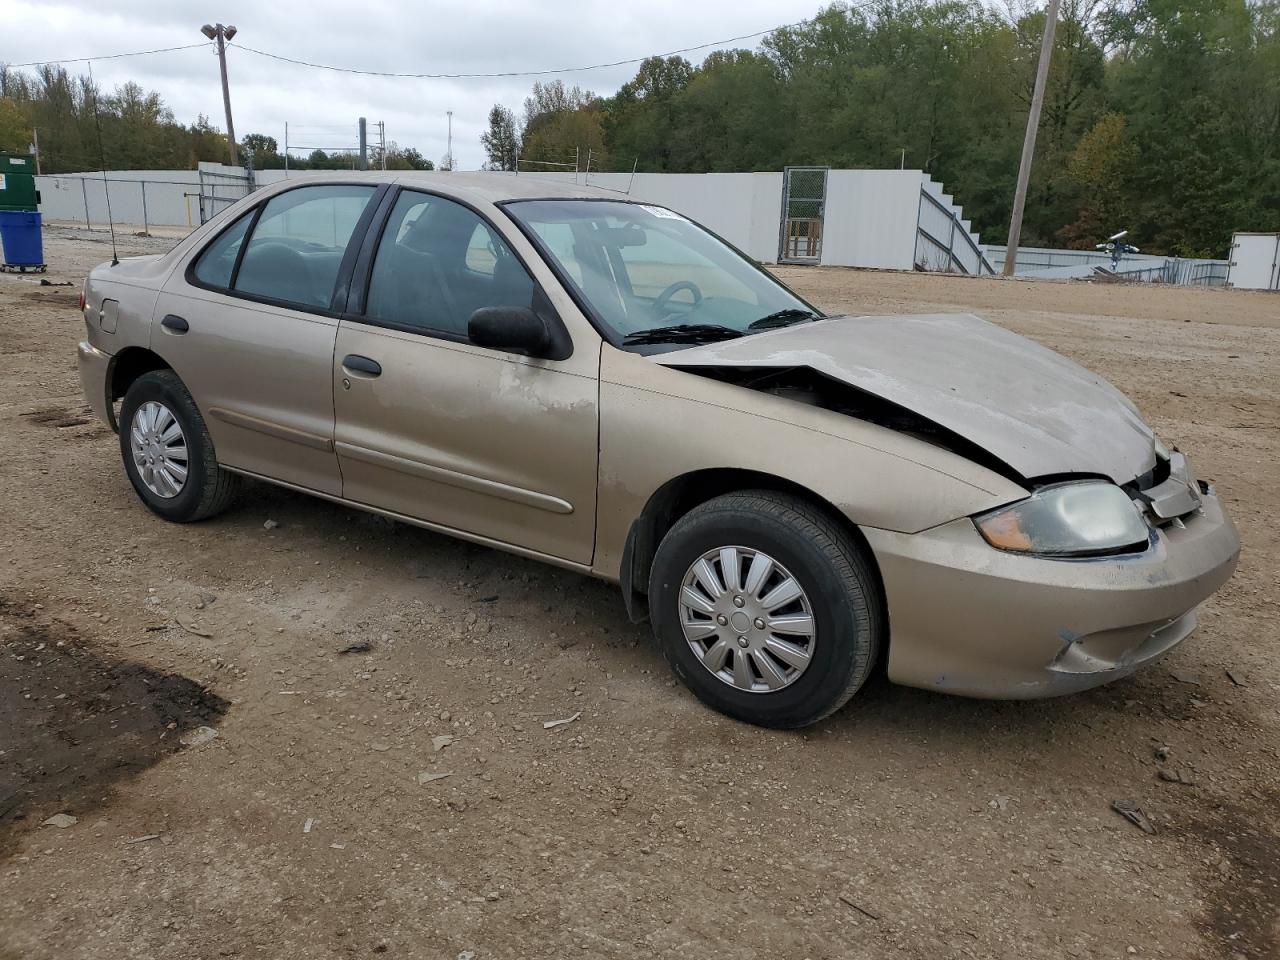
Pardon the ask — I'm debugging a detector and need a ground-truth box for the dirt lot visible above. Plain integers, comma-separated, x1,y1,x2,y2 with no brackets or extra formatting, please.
1,225,1277,960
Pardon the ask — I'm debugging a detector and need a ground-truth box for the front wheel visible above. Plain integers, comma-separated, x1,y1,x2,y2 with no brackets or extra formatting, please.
118,369,240,522
648,491,884,728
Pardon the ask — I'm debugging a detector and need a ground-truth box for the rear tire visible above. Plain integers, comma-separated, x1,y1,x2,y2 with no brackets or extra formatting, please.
119,370,240,522
648,491,883,728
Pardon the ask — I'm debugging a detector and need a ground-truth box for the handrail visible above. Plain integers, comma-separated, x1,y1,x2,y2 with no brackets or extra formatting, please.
916,188,994,275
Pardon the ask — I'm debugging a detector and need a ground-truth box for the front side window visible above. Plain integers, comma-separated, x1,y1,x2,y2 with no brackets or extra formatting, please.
505,200,821,344
364,191,534,338
233,185,376,308
192,210,252,288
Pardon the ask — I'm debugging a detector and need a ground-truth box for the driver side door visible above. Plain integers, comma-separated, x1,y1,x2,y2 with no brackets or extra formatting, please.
332,189,600,565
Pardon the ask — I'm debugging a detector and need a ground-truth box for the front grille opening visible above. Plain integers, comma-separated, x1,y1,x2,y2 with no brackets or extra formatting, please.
1130,455,1172,493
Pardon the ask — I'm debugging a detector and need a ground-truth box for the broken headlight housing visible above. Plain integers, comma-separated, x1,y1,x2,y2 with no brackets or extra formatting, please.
974,481,1151,557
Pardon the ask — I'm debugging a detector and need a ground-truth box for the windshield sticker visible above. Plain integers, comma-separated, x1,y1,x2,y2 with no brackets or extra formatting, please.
640,205,685,220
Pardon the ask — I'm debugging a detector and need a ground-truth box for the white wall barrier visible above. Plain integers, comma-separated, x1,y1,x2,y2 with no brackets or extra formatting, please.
37,165,990,273
36,163,250,232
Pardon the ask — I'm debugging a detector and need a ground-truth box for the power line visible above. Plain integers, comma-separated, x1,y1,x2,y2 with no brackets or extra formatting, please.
225,21,808,79
5,42,212,69
2,17,821,78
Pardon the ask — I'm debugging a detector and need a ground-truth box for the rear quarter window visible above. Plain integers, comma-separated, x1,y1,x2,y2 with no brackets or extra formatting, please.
229,184,376,308
192,211,252,289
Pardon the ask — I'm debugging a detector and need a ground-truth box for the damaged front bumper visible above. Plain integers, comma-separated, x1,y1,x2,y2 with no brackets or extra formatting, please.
863,486,1240,699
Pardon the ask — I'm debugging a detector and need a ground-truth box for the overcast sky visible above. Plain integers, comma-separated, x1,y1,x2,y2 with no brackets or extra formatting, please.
2,0,820,169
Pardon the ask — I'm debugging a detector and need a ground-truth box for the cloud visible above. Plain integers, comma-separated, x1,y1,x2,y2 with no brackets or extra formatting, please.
5,0,815,168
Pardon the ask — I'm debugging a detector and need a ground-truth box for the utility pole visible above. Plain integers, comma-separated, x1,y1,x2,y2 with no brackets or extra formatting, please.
358,117,368,171
446,111,453,171
201,23,239,167
1002,0,1060,277
31,128,41,174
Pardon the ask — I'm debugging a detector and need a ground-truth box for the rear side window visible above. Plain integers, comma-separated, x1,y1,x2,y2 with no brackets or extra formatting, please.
233,185,376,308
192,211,252,288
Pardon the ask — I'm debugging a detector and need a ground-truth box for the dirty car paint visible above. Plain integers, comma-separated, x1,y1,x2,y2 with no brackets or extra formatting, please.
655,312,1157,484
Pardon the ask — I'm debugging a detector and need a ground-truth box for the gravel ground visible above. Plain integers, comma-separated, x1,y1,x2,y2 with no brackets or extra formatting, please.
1,224,1277,960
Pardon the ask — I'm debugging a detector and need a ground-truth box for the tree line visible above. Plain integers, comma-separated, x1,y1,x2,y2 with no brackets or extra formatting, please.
482,0,1279,258
0,65,230,172
2,0,1274,257
0,65,434,177
239,134,434,171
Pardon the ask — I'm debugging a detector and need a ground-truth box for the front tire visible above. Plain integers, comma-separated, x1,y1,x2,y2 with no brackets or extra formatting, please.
119,369,240,522
649,491,883,728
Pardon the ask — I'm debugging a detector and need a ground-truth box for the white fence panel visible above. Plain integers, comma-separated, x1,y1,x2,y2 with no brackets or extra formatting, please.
1228,233,1280,290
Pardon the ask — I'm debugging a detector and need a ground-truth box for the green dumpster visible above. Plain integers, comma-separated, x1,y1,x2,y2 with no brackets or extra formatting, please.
0,154,41,212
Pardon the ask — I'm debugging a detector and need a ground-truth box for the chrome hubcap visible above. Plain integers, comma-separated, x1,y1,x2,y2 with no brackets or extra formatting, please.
678,546,815,693
129,401,188,499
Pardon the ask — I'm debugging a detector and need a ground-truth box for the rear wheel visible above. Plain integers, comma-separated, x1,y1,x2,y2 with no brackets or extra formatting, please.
648,491,883,728
119,370,240,522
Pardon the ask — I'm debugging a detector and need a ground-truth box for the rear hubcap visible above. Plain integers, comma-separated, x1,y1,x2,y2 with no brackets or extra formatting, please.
129,401,189,499
677,546,816,693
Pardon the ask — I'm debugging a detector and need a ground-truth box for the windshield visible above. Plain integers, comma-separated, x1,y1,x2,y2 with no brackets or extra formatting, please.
504,199,822,345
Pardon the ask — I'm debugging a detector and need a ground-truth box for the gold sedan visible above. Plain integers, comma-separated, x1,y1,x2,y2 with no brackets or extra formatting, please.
77,173,1239,727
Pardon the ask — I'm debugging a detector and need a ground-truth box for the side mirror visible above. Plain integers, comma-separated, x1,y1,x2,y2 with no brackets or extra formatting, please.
468,305,552,356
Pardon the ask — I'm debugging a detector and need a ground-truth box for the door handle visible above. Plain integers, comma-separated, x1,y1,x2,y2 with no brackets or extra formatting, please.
342,354,382,377
160,314,189,334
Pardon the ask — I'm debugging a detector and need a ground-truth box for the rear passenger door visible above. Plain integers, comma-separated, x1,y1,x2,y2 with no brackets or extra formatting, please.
332,188,600,565
156,184,380,496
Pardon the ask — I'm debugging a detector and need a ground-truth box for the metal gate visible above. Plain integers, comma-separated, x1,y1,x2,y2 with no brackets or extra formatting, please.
778,166,828,264
193,168,254,224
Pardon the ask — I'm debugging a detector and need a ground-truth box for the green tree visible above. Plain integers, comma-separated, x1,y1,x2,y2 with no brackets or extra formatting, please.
0,63,232,173
480,104,520,171
0,96,29,153
1056,110,1137,245
1104,0,1280,255
603,56,693,171
240,132,284,169
520,80,606,168
385,143,434,170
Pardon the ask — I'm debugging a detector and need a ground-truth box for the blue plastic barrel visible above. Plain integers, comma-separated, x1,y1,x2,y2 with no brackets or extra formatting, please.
0,210,45,267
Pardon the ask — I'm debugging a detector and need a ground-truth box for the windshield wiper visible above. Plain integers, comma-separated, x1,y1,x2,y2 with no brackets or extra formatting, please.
621,324,744,345
747,309,820,331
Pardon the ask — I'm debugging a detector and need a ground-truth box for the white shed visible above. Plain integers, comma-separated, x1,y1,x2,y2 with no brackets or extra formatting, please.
1227,232,1280,291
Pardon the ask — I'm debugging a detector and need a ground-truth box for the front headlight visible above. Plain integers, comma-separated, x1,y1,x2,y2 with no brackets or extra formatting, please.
974,481,1150,557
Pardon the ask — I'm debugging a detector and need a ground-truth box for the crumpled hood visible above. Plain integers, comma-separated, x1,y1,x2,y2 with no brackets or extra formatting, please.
654,313,1156,484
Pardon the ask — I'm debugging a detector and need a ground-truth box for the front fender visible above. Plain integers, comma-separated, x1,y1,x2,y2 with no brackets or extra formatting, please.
592,348,1027,581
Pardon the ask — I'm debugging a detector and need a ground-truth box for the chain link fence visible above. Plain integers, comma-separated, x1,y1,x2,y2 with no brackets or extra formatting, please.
36,168,254,233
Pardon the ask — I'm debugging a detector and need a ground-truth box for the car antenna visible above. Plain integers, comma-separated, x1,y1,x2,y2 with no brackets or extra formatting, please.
86,60,119,266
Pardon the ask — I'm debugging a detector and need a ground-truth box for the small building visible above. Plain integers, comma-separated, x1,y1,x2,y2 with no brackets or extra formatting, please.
1227,233,1280,291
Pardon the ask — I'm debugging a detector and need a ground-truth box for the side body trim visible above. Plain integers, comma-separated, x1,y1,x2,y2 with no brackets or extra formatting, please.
333,441,575,516
208,406,335,452
222,466,598,578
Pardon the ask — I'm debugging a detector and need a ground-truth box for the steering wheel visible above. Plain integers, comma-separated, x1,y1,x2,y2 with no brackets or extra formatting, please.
654,280,704,315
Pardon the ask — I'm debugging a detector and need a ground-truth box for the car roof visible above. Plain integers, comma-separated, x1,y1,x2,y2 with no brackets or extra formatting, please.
257,171,631,206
